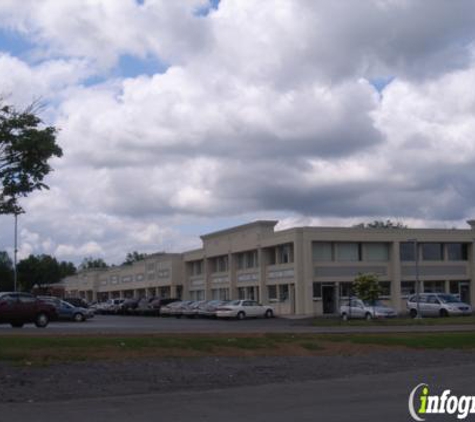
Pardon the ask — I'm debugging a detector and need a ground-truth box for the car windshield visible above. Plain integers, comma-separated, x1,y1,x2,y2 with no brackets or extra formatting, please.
438,294,461,303
229,300,241,306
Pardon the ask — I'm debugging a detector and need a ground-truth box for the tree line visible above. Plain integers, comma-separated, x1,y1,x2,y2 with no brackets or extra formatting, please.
0,250,149,292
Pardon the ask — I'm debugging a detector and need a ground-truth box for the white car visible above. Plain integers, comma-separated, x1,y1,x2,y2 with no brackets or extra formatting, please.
407,293,472,318
216,300,274,320
340,298,397,320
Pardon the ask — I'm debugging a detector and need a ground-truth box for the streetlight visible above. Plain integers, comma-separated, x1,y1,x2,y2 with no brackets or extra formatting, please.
13,211,19,292
408,238,422,319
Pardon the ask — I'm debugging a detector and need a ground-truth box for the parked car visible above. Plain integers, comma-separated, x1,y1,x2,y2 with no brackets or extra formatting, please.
182,300,207,318
160,300,187,317
169,300,194,318
340,298,397,320
407,293,472,318
63,297,89,309
198,300,229,318
39,297,94,322
133,297,154,316
148,298,180,316
216,300,274,320
101,298,125,314
0,292,57,328
118,298,140,315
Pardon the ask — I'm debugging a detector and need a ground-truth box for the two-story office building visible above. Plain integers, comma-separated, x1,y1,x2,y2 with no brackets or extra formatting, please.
63,220,475,316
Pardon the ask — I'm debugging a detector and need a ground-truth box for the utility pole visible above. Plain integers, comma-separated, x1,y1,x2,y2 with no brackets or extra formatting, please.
13,212,18,292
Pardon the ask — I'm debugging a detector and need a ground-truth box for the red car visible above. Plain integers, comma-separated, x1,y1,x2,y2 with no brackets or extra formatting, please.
0,292,58,328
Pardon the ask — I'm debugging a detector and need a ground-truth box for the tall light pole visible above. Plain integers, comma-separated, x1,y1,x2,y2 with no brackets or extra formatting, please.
13,212,18,292
408,238,421,319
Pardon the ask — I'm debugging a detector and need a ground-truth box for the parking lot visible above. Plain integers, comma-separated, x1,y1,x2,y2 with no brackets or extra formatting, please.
1,314,475,335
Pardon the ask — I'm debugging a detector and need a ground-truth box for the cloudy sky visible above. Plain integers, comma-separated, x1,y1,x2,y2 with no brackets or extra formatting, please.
1,0,475,265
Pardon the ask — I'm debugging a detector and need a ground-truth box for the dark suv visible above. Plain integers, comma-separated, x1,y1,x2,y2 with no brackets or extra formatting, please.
0,292,58,328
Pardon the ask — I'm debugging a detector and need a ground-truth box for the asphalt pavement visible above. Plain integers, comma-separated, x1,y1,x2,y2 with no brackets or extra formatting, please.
1,362,474,422
0,314,474,335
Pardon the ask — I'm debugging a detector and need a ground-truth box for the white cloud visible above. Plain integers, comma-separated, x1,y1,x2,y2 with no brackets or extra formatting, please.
1,0,475,264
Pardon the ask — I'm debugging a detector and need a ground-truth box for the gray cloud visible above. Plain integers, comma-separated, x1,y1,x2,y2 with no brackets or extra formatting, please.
1,0,475,263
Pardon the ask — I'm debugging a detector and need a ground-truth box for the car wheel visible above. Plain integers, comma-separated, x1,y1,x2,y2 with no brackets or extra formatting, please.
439,309,449,318
409,309,418,319
73,313,85,322
35,313,49,328
341,313,348,321
236,311,245,320
10,322,24,328
365,312,372,321
264,309,274,318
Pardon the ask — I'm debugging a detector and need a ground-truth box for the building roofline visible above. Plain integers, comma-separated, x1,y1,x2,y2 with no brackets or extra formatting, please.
200,220,278,240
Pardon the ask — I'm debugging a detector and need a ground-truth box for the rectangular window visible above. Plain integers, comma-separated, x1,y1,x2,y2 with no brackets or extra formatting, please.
422,243,443,261
447,243,468,261
365,243,389,261
400,242,416,261
191,260,203,276
379,281,391,297
312,242,333,261
267,248,276,265
279,244,294,264
336,243,361,262
401,281,416,296
449,280,461,295
423,281,445,293
237,254,245,270
312,282,322,298
238,287,246,300
268,285,277,300
214,255,228,273
238,250,258,269
191,290,205,301
339,282,353,298
279,284,289,301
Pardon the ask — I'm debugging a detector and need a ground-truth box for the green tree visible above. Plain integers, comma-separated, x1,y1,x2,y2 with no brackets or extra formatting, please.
352,273,381,305
79,256,108,270
0,102,62,214
355,220,407,229
59,261,77,279
122,251,147,265
0,251,14,291
16,254,59,291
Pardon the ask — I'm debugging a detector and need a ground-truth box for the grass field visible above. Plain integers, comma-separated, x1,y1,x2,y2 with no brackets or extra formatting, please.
0,332,474,365
311,315,475,326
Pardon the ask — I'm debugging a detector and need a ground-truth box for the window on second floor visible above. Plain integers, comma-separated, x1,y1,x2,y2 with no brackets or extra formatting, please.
364,243,389,261
213,255,229,273
189,260,203,276
312,242,333,261
421,243,443,261
278,244,293,264
447,243,468,261
336,243,361,262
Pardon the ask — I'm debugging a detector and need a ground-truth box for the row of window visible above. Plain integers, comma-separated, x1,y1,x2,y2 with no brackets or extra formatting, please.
188,244,294,276
400,242,468,261
312,280,468,298
185,285,291,303
313,242,389,262
312,242,470,262
188,242,470,277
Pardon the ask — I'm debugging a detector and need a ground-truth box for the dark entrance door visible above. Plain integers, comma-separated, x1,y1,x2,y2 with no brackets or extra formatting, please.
322,285,336,314
460,284,470,304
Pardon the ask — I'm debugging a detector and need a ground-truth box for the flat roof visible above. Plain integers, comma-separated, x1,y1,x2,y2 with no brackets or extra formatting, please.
200,220,278,240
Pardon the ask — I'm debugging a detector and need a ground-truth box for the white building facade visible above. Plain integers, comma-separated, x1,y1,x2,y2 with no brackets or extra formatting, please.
63,220,475,316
